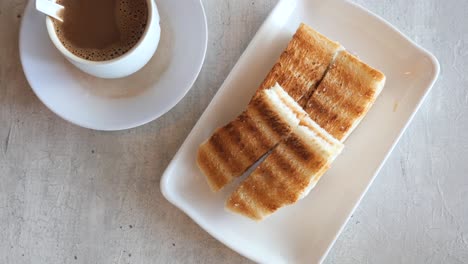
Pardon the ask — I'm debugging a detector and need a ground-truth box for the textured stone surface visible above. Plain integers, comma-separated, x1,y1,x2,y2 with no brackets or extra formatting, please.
0,0,467,263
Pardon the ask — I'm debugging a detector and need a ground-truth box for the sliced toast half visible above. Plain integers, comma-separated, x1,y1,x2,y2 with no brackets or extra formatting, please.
197,84,307,192
226,115,343,221
304,50,386,141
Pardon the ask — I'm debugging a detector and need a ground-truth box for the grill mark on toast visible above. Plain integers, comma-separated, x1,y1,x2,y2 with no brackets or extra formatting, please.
249,97,289,141
314,85,368,119
283,134,328,171
238,112,272,153
257,161,296,205
197,146,229,190
259,101,293,138
266,152,307,203
208,129,245,175
241,166,281,213
305,96,351,140
223,117,272,171
281,133,313,162
223,119,259,165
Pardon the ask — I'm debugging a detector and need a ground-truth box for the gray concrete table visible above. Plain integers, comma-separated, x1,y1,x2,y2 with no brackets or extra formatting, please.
1,0,467,263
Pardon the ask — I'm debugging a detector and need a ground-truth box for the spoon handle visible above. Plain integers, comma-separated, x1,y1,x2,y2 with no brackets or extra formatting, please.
36,0,64,22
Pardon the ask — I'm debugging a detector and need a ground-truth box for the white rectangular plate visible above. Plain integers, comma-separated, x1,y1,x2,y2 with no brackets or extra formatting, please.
160,0,440,263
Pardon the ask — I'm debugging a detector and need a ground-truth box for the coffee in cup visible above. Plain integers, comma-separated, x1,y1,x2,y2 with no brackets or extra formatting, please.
53,0,148,61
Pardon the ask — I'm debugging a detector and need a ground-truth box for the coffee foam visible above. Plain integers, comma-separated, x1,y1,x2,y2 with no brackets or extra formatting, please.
54,0,148,61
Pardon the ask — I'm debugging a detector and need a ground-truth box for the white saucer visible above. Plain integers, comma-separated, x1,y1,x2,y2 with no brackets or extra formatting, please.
20,0,207,131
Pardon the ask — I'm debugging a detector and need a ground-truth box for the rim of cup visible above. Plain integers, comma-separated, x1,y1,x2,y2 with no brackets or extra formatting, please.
45,0,154,65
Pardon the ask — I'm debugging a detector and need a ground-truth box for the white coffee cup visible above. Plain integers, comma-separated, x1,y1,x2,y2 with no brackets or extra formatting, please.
45,0,161,79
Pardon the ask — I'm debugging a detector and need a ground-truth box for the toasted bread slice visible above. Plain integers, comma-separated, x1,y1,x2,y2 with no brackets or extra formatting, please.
304,50,386,141
197,84,308,192
226,116,343,221
256,23,342,102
